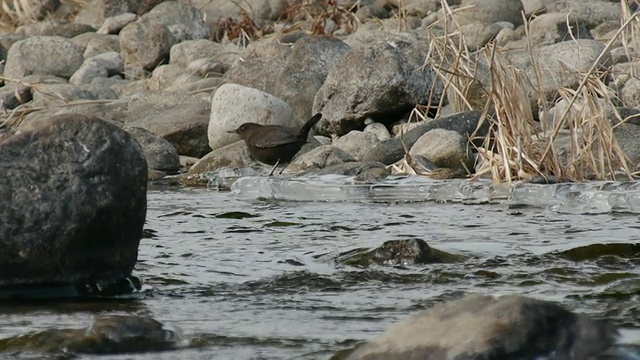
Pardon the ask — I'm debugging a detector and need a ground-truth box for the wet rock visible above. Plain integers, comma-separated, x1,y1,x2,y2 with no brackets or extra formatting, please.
409,128,473,169
275,35,351,121
119,19,177,71
333,130,382,161
343,294,618,360
361,111,487,165
0,114,147,286
557,243,640,262
124,126,181,173
124,92,211,157
337,239,464,267
286,145,356,173
97,13,138,35
4,36,84,79
313,37,442,136
301,161,388,177
208,83,297,150
0,315,179,355
188,140,259,174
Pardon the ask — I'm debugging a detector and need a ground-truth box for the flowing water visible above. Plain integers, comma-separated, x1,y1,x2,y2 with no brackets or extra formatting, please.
1,181,640,359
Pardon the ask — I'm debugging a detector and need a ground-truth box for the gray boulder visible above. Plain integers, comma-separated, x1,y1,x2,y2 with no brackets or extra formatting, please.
143,1,212,41
313,37,443,136
119,19,177,71
124,126,181,173
124,92,211,157
360,111,487,165
275,36,351,121
286,145,356,173
409,128,473,169
3,36,84,79
453,0,525,27
0,114,147,286
344,294,618,360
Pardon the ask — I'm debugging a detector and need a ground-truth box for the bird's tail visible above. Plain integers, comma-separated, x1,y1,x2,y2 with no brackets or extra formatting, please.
298,113,323,140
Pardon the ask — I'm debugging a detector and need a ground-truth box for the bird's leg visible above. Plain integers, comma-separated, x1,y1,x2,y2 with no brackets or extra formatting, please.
267,159,280,176
278,163,287,175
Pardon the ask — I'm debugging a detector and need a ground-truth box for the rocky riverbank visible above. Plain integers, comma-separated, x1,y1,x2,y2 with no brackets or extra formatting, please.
1,0,639,185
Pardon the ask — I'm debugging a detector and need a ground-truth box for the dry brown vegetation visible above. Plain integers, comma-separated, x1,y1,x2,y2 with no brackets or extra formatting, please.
419,0,640,183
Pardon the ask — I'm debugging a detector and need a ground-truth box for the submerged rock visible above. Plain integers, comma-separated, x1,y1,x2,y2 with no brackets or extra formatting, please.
0,114,147,288
0,315,180,355
341,293,618,360
337,239,465,267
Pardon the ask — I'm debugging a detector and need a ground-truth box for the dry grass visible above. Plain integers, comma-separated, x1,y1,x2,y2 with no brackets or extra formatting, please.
408,0,640,183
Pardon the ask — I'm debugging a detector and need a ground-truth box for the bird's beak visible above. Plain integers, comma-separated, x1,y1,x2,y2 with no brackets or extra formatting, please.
227,130,237,134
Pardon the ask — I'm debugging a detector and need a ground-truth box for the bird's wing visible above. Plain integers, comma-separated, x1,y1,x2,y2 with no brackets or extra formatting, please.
251,128,301,148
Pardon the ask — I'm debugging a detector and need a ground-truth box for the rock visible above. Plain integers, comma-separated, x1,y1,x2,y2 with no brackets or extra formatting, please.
164,77,225,94
208,83,297,150
143,1,212,41
613,123,640,169
286,145,356,173
621,77,640,109
0,114,147,286
69,63,109,85
186,58,225,78
119,19,177,71
15,19,96,38
124,92,211,157
313,37,442,136
97,13,138,34
3,36,84,79
500,40,610,110
333,131,382,161
528,13,593,46
337,239,464,267
459,22,503,51
83,34,121,57
344,293,618,360
300,161,388,177
188,140,259,174
197,0,287,30
223,56,288,95
453,0,525,27
409,128,473,169
0,315,179,354
147,64,201,91
169,39,236,72
124,126,181,173
542,0,622,27
364,122,391,141
74,0,167,28
361,111,487,165
30,83,100,105
275,35,351,121
0,83,32,110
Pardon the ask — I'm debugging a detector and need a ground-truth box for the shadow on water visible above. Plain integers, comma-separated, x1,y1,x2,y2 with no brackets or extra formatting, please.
1,188,639,359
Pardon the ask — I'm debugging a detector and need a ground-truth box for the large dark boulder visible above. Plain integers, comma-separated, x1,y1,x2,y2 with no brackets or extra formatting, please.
0,114,147,286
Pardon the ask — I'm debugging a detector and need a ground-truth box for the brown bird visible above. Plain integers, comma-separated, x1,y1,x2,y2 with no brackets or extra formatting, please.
229,113,323,175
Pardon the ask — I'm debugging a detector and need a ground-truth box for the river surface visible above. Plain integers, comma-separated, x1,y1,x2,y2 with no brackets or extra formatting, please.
1,187,639,359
